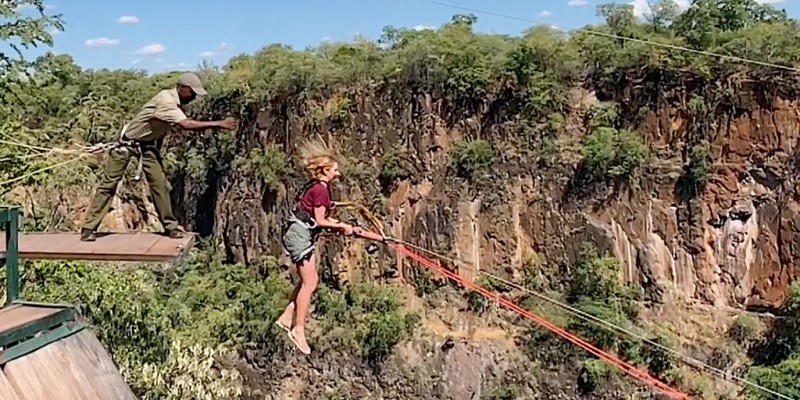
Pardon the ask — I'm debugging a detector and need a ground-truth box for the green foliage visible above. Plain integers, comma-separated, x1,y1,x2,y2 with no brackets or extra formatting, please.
729,314,760,346
139,340,243,400
582,127,649,185
587,102,619,131
378,146,413,191
568,298,640,357
642,328,680,380
0,123,52,194
686,142,713,187
466,275,507,314
22,260,170,368
745,282,800,399
0,0,63,194
570,244,624,301
748,358,800,400
409,266,442,297
0,0,64,79
2,0,797,209
578,358,612,394
450,139,496,183
489,383,521,400
580,101,649,186
568,244,644,350
314,282,420,370
232,144,291,189
20,253,292,396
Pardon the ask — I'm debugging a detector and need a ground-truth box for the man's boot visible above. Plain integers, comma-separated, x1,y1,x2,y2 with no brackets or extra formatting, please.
80,228,97,242
165,229,184,239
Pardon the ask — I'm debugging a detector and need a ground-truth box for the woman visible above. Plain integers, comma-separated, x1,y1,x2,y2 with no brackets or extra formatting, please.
275,139,361,354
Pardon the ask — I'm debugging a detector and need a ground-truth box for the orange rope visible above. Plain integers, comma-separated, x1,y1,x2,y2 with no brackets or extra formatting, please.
356,229,690,399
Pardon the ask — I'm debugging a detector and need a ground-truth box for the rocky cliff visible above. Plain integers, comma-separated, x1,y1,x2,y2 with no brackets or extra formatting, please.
60,67,799,398
153,69,800,313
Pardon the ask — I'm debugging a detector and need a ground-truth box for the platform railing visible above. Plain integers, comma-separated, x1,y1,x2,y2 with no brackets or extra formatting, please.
1,205,20,306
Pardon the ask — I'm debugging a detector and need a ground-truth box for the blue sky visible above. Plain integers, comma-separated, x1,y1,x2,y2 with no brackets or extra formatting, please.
12,0,796,73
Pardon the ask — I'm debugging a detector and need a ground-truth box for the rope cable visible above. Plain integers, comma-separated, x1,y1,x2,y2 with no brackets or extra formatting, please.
389,236,797,400
0,155,89,188
388,241,691,399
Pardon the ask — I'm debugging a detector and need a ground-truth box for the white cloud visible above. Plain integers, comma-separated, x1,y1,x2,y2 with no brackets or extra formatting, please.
85,37,120,48
16,3,55,11
321,37,333,42
567,0,588,6
538,10,553,17
117,15,140,24
631,0,691,19
630,0,650,18
132,58,142,65
198,42,230,58
412,25,436,31
756,0,785,3
136,43,165,55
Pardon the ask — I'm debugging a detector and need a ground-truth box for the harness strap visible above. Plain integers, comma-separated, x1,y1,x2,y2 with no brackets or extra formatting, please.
288,213,316,230
114,123,145,181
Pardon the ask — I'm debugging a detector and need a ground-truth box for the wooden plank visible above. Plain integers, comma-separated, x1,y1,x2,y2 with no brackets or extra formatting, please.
0,370,23,400
69,330,137,400
5,338,86,399
0,305,63,339
2,329,136,400
0,232,194,262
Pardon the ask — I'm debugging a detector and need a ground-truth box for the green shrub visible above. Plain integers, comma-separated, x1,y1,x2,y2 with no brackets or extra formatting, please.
450,139,496,183
582,127,649,184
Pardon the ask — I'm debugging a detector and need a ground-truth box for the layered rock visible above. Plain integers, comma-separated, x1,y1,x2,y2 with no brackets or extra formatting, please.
132,73,800,311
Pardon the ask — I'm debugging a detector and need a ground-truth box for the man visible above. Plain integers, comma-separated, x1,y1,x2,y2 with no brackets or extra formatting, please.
80,72,235,241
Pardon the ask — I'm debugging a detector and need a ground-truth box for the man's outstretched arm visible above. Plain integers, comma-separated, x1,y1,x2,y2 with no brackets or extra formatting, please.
153,95,236,131
178,118,235,131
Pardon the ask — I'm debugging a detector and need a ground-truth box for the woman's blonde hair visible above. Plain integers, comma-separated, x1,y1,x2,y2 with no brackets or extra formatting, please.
297,138,337,177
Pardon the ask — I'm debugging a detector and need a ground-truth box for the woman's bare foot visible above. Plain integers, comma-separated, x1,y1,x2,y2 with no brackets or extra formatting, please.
276,305,294,331
288,327,311,354
276,315,292,332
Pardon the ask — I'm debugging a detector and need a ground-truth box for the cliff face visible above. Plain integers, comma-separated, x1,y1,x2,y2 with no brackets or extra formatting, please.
156,71,800,313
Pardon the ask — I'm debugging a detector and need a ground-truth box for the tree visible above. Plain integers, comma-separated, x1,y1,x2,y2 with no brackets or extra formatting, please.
0,0,64,80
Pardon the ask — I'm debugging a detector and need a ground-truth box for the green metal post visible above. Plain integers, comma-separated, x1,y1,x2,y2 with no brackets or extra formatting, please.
4,207,20,305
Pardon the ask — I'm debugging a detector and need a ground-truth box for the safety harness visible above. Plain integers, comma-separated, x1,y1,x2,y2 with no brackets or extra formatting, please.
113,123,146,181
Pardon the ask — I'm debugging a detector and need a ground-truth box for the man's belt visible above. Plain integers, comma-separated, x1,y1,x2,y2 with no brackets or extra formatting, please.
112,123,145,181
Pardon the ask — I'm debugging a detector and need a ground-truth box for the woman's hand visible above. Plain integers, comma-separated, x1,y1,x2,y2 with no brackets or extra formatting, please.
341,223,355,236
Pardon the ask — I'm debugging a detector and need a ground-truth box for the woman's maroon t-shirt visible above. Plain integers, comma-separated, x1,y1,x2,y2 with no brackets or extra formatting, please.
298,181,331,219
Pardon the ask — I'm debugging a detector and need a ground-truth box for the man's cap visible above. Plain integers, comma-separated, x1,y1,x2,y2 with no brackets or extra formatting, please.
177,72,207,96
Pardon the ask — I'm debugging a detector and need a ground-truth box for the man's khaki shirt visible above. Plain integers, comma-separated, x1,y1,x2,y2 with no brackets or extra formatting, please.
122,88,187,142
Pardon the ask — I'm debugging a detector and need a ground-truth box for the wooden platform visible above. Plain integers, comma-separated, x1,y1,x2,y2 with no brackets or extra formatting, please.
0,328,137,400
0,305,66,344
0,232,194,262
